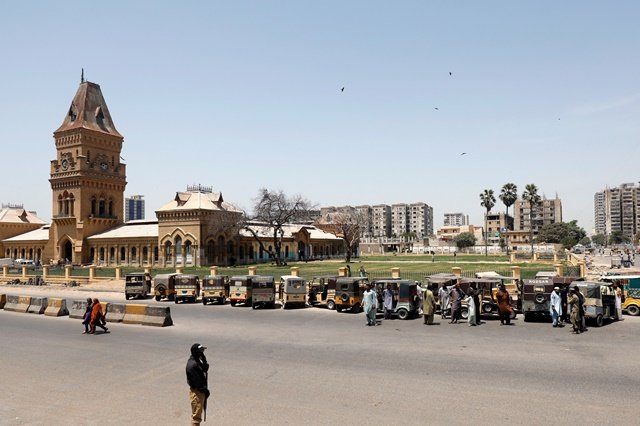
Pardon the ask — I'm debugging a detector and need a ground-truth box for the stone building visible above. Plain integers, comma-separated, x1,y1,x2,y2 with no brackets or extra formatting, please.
0,78,343,267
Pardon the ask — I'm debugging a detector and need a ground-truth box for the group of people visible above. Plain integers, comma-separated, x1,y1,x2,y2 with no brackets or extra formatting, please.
437,282,514,326
81,297,109,334
558,283,624,334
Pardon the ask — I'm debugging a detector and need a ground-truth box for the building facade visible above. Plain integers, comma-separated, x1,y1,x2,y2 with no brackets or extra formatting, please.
513,196,563,235
444,212,469,226
484,212,514,245
125,195,145,222
594,183,640,240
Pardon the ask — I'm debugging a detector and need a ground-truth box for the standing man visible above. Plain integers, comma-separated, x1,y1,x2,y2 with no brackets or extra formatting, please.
574,286,587,332
186,343,210,425
613,283,623,321
363,284,378,326
470,283,482,325
567,289,581,334
449,282,463,324
496,284,512,325
383,284,394,320
422,284,436,325
550,286,563,328
438,284,450,320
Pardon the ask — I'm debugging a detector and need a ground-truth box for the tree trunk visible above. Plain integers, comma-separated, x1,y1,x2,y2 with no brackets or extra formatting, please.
485,213,489,256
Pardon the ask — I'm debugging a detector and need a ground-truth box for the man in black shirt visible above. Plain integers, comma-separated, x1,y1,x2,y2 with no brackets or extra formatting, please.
186,343,210,425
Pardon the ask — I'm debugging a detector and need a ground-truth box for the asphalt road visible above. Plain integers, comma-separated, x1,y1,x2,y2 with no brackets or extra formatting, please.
1,286,639,425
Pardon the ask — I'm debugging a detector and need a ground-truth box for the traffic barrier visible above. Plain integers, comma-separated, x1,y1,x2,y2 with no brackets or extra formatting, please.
142,305,173,327
4,295,31,313
122,304,146,325
106,303,126,323
44,298,69,317
27,297,48,314
0,293,6,309
69,299,88,319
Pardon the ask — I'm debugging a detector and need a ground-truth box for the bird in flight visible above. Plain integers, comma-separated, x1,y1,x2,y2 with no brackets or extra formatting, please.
434,107,439,110
460,152,467,156
449,72,452,76
341,87,344,92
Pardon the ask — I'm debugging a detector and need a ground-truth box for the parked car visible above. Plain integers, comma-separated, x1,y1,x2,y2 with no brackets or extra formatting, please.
202,275,229,305
174,274,200,303
125,272,152,300
154,273,178,301
521,276,581,321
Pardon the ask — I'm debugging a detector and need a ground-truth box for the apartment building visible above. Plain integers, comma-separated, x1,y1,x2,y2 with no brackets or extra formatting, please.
484,212,514,245
594,183,640,239
513,196,562,234
444,212,469,226
125,195,145,222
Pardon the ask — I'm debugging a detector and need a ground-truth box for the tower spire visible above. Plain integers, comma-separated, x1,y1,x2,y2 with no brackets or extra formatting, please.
81,68,85,84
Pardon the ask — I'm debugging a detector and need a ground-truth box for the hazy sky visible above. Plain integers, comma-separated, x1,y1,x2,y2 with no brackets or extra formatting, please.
2,1,639,233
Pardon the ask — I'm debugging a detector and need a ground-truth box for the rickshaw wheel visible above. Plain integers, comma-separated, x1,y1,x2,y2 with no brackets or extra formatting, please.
252,304,258,310
155,295,161,301
595,314,603,327
352,304,361,314
627,305,640,316
336,305,343,312
327,300,336,310
460,308,469,320
510,309,517,320
397,308,409,320
218,298,225,304
202,299,207,305
282,302,287,309
230,300,236,306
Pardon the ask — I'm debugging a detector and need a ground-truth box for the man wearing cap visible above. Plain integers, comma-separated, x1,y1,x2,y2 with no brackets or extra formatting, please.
186,343,210,425
550,286,563,328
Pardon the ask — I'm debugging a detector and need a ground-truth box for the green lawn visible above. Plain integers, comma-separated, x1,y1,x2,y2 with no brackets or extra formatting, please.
34,253,565,281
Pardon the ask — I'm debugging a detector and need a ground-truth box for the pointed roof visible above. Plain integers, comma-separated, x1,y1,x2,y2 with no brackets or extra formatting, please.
54,81,122,137
0,207,47,225
156,190,243,213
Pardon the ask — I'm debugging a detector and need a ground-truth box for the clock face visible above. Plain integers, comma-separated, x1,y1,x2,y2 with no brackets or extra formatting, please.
100,161,108,171
61,158,69,170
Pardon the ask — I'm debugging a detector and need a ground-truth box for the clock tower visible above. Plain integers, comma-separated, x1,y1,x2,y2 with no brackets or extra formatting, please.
47,78,127,264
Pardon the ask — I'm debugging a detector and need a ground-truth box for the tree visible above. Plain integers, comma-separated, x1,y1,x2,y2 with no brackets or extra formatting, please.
479,189,496,256
591,234,606,246
522,184,541,254
579,236,591,246
244,188,314,266
537,221,587,249
609,230,630,245
499,183,518,255
330,209,368,263
453,232,476,251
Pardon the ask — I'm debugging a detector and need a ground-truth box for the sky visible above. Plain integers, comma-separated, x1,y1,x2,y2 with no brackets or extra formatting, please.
1,1,639,233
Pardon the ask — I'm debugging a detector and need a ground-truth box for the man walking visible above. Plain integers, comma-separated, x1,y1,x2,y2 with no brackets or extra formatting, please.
422,284,436,325
438,284,450,319
363,284,378,326
449,282,463,324
550,286,563,327
383,284,394,320
496,284,512,325
186,343,210,425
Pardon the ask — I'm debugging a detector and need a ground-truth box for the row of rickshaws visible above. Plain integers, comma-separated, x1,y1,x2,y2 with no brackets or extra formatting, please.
123,271,632,325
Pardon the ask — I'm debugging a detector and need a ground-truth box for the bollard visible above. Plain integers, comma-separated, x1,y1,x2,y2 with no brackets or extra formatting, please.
452,267,462,278
44,298,69,317
2,265,7,277
338,267,347,277
65,265,72,279
210,266,218,276
248,266,257,276
0,293,6,309
115,266,122,280
42,265,49,279
391,268,401,279
554,263,564,277
175,266,184,274
510,253,516,263
27,297,48,314
511,266,521,280
290,267,299,277
22,265,28,279
579,261,586,278
89,265,96,281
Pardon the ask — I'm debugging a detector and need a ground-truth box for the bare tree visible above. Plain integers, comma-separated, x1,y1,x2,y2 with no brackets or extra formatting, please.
244,188,313,266
329,209,368,263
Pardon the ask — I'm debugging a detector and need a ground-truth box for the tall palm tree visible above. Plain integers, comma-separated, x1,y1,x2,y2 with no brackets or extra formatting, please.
522,184,541,255
499,183,518,255
480,189,496,256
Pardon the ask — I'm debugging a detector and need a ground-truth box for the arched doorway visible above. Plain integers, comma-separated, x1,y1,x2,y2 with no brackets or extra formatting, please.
297,241,306,260
63,240,73,263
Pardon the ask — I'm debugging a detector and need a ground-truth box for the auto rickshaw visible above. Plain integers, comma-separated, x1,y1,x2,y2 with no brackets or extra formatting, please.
600,274,640,316
334,277,368,313
125,272,152,300
252,275,276,309
174,274,200,303
202,275,229,305
278,275,307,309
307,275,339,310
154,273,178,301
424,273,459,317
229,275,254,307
573,281,616,327
521,276,581,322
475,272,522,315
372,278,419,319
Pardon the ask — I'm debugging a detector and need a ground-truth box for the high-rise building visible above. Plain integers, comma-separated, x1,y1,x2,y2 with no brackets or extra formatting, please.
513,196,562,235
125,195,145,221
444,212,469,226
594,183,640,239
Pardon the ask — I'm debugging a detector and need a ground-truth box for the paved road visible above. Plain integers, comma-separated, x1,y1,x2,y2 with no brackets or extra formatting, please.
1,285,639,425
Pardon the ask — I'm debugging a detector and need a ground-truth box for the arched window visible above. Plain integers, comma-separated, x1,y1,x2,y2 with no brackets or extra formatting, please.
164,241,172,257
89,248,95,263
285,245,289,259
91,197,97,216
184,240,192,264
108,200,113,217
99,247,105,262
120,247,126,261
249,245,254,260
99,199,106,217
131,247,137,260
154,246,159,261
207,240,215,264
110,247,115,262
142,247,148,262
